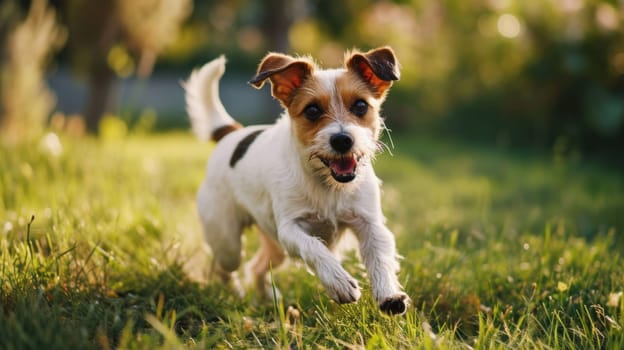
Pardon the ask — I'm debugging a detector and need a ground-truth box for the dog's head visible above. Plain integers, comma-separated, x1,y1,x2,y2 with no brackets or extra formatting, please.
250,47,399,187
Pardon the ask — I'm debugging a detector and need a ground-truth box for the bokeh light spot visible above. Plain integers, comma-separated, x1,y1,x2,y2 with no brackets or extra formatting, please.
107,45,134,78
497,13,521,38
595,3,619,31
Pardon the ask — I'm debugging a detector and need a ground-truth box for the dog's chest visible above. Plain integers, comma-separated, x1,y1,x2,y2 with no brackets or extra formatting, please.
297,212,351,248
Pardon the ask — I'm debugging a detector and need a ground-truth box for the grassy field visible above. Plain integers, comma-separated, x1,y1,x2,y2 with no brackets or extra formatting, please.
1,130,623,349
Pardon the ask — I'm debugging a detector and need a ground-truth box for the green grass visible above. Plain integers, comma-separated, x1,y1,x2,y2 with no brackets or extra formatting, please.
1,131,623,349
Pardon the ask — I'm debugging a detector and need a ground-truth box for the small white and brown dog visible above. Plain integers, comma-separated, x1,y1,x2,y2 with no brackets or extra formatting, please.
184,46,410,315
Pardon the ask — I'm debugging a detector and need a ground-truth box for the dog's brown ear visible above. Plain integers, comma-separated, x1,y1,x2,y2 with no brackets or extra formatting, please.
249,53,314,106
346,47,400,98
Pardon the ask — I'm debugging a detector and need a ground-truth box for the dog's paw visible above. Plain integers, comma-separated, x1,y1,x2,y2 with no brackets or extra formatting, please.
326,275,361,304
379,292,410,315
261,281,282,301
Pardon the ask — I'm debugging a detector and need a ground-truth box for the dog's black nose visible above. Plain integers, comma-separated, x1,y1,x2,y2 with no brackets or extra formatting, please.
330,133,354,153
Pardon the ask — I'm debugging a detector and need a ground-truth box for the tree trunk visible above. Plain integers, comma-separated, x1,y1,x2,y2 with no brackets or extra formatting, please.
80,6,119,134
261,0,293,53
84,67,115,134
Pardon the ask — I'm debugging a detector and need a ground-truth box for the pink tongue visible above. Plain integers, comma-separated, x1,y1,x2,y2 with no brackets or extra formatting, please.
330,157,357,175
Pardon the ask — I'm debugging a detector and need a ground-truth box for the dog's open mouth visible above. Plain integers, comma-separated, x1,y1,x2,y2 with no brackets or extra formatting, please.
320,155,358,183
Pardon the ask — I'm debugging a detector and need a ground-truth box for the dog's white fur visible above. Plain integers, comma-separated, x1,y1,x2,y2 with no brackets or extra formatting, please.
184,48,409,314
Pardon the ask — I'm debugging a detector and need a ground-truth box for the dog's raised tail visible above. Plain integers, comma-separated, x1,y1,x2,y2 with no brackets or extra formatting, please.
184,55,241,142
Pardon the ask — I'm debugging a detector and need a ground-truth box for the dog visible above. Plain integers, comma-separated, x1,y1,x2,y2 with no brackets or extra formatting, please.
184,46,409,315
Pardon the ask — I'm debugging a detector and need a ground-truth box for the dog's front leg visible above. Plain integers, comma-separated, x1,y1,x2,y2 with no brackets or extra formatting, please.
278,221,361,304
354,220,410,315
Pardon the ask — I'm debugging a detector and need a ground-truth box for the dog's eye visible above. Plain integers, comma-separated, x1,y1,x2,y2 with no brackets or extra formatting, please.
303,104,323,121
351,99,368,117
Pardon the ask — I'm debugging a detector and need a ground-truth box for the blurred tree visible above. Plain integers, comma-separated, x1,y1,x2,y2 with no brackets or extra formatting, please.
62,0,191,134
63,0,118,134
258,0,298,53
0,0,66,145
117,0,192,78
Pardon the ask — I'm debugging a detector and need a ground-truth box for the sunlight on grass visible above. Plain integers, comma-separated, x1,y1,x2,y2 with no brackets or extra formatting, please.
1,133,623,348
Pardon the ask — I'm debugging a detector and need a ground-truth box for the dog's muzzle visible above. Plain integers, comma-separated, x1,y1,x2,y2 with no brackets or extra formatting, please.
320,155,358,183
319,132,359,183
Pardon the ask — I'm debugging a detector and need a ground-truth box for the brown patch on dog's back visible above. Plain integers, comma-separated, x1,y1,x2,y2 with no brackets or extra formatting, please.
230,129,265,167
212,123,243,142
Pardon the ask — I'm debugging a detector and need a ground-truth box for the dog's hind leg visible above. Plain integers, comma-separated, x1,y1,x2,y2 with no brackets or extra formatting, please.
198,196,244,282
197,178,241,272
201,217,246,297
244,229,286,299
